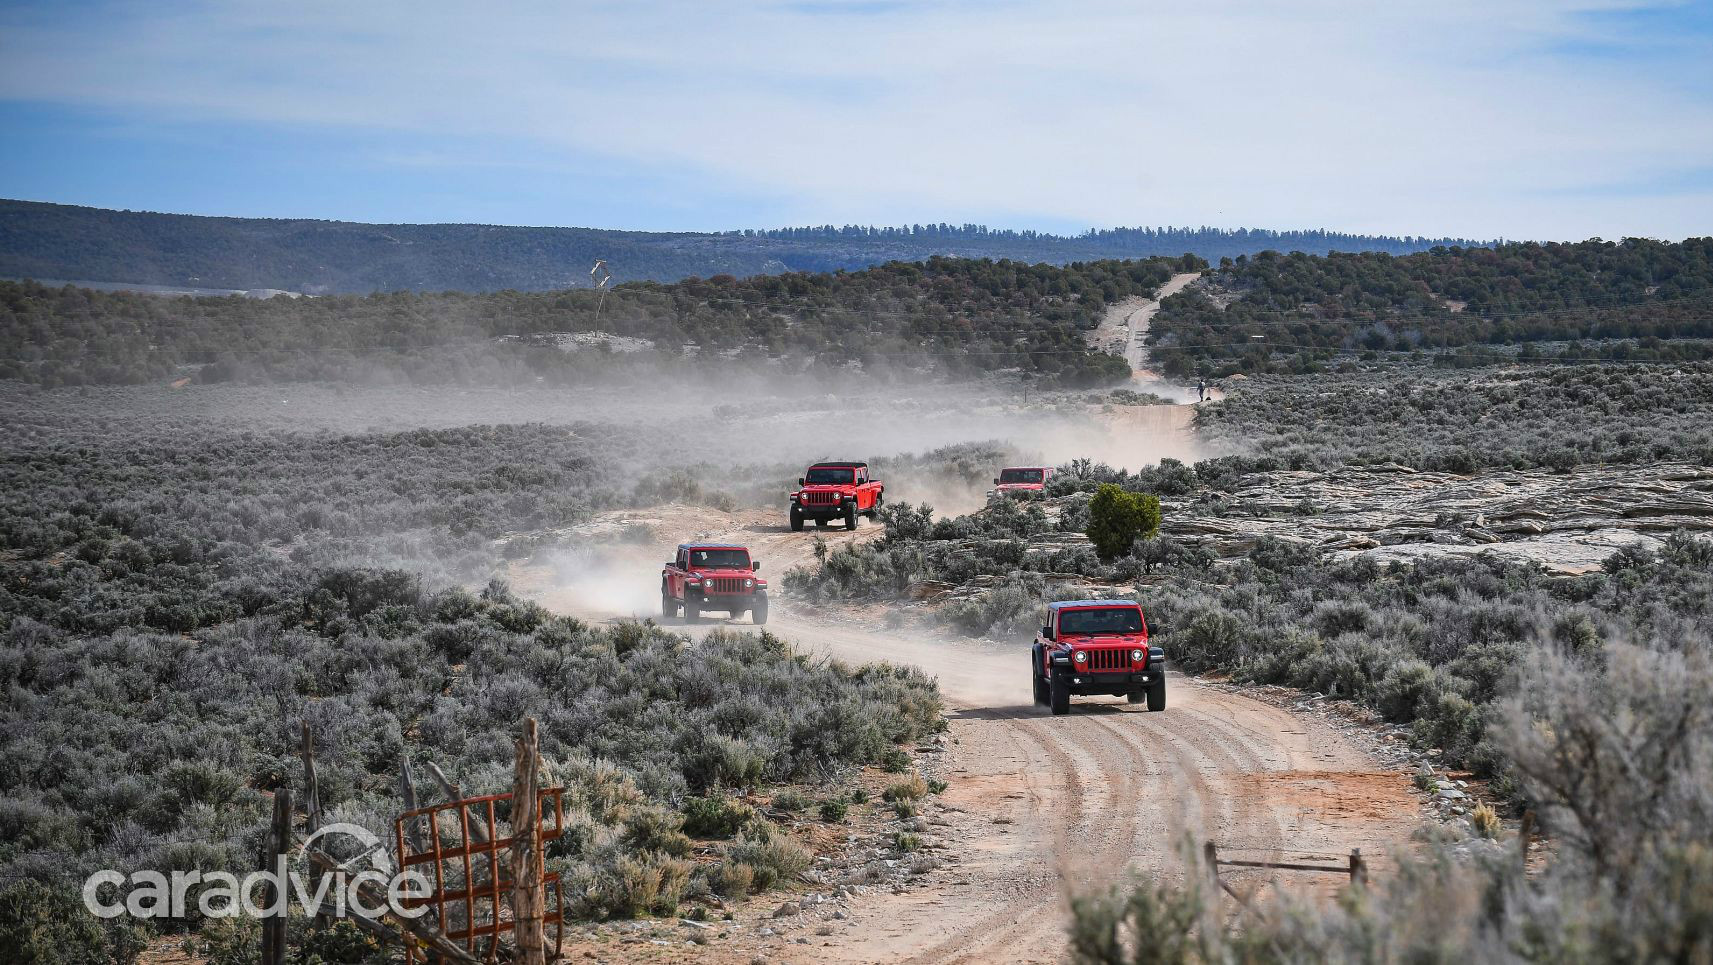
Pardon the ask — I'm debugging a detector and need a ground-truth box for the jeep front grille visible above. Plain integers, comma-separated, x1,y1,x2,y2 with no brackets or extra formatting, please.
706,578,748,593
804,492,841,506
1083,648,1133,672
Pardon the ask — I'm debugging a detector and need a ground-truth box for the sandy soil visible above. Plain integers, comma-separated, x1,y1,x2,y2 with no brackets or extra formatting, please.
514,506,1418,964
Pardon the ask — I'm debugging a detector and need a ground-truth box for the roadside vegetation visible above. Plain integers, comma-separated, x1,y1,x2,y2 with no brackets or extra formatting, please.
0,391,942,958
1195,363,1713,474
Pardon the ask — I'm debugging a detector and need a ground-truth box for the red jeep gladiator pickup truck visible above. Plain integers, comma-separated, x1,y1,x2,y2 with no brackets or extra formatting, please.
661,543,768,624
789,461,884,531
989,466,1054,499
1031,600,1165,715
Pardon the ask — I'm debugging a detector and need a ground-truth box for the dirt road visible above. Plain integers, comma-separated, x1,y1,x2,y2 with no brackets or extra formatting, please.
1088,272,1201,378
517,507,1416,964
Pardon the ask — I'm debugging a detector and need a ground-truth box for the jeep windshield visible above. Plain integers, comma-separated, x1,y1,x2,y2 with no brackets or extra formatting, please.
689,549,750,569
1059,607,1143,635
804,468,856,485
999,469,1045,484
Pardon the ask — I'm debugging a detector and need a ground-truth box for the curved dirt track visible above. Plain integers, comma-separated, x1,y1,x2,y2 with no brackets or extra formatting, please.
517,507,1416,963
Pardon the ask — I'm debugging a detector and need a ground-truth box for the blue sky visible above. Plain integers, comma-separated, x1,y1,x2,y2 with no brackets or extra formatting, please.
1,0,1710,240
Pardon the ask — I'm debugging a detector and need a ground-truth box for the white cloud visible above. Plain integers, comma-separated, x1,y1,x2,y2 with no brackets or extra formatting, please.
2,0,1709,237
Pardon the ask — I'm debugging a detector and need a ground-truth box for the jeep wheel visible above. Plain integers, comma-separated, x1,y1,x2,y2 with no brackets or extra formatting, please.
661,590,679,619
1147,678,1166,712
1049,675,1070,716
752,596,769,625
684,598,701,623
1125,690,1145,705
790,506,805,532
844,504,859,530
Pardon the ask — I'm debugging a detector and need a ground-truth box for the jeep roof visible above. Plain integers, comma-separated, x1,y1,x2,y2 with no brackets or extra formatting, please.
808,461,867,469
1048,600,1140,610
677,543,748,552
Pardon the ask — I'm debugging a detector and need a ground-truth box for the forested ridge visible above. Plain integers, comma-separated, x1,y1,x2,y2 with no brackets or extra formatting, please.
1149,237,1713,375
0,256,1197,387
0,198,1477,293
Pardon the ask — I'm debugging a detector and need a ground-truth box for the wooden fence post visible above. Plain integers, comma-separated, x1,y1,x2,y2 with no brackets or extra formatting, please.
1203,841,1220,887
1348,848,1367,886
260,788,292,965
510,718,545,965
300,722,321,836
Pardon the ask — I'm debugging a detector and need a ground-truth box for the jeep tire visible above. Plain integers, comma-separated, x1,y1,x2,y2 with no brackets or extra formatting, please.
752,595,769,625
790,506,805,532
844,503,859,530
684,598,701,623
1125,689,1145,705
1147,678,1167,712
1030,650,1048,705
1049,674,1070,716
662,589,680,619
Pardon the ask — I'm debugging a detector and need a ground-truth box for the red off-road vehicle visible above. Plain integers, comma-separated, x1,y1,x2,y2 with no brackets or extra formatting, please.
989,466,1054,499
1031,600,1165,715
661,543,768,624
789,461,884,531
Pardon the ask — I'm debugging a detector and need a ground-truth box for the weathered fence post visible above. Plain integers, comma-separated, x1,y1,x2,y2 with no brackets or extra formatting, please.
510,717,545,965
260,788,292,965
300,722,321,835
300,723,328,927
1348,848,1367,885
1203,841,1220,887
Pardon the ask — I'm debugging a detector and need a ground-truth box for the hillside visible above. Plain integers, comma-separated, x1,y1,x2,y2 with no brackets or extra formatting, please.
0,199,1479,294
0,255,1198,387
1147,238,1713,375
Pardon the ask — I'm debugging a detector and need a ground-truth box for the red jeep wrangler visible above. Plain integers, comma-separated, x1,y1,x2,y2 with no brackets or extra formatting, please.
1031,600,1165,715
661,543,768,624
989,466,1054,500
789,461,884,531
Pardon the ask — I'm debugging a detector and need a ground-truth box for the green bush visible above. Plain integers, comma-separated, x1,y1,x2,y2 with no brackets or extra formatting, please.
818,799,849,822
681,795,754,839
0,882,109,965
1085,484,1161,562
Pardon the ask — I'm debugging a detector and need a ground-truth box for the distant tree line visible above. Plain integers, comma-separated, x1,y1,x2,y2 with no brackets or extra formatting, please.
742,222,1480,259
0,198,1474,293
1149,238,1713,375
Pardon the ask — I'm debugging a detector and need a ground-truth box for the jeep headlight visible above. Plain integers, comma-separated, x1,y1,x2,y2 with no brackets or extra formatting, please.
1132,649,1144,662
799,493,809,503
1073,651,1087,664
745,578,754,588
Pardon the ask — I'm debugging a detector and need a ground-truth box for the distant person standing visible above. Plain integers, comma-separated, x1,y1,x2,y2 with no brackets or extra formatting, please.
1196,378,1206,402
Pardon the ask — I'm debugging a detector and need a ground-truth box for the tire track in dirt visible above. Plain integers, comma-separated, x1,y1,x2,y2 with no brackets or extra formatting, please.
514,514,1418,963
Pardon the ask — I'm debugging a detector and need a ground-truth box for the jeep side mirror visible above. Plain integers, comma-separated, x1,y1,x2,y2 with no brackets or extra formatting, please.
1042,624,1053,639
798,477,805,486
751,561,761,571
993,478,1000,485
